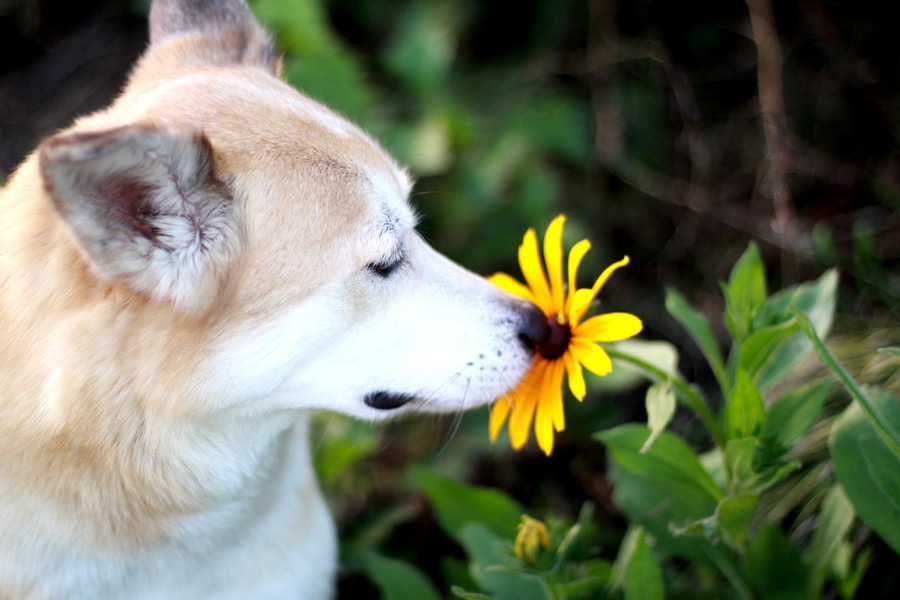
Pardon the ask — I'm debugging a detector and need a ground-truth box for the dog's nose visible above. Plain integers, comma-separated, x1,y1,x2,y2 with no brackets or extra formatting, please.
517,302,548,352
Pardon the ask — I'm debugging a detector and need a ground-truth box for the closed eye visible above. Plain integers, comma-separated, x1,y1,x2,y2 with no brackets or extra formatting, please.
366,251,405,278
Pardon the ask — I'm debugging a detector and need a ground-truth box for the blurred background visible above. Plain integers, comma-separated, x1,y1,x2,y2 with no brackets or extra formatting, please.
1,0,897,597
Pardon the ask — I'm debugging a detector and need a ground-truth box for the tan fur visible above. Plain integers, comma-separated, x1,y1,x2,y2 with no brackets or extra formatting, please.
0,2,539,597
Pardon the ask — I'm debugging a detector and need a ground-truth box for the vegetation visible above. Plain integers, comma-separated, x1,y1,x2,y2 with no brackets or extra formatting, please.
2,0,896,597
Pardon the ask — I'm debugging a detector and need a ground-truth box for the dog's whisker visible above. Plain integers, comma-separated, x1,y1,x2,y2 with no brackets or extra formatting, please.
434,376,471,458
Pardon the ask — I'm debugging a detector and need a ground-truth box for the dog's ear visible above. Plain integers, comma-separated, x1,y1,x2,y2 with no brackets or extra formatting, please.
39,125,240,311
149,0,276,70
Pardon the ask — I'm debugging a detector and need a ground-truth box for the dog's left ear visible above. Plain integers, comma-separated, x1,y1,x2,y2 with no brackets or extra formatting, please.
149,0,276,70
39,125,240,311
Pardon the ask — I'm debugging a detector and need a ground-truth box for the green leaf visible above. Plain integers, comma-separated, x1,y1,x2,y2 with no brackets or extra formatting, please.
624,529,665,600
724,437,758,488
605,345,724,446
716,494,759,549
754,269,837,332
597,339,680,393
609,340,680,380
356,549,442,600
665,289,730,393
410,466,523,543
641,383,676,454
877,346,900,356
746,525,807,600
451,587,493,600
458,524,549,600
761,380,832,450
743,459,801,495
608,526,642,593
597,426,728,566
829,388,900,554
722,243,767,343
725,369,766,441
597,425,724,502
554,559,612,596
744,269,838,392
736,319,800,392
806,485,856,597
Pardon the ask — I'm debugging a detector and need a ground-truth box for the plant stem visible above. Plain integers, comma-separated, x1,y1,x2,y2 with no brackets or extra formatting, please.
793,309,900,458
606,347,725,447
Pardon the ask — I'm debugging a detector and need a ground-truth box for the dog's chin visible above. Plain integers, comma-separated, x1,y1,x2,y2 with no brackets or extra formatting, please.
363,391,418,411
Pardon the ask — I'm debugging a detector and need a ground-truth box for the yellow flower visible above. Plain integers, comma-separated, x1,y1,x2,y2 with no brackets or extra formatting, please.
489,215,643,455
514,514,549,563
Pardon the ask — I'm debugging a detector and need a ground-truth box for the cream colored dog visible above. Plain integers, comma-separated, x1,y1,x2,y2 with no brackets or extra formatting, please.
0,1,546,598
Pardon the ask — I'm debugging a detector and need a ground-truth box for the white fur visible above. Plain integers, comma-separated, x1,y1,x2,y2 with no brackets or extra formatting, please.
0,1,539,598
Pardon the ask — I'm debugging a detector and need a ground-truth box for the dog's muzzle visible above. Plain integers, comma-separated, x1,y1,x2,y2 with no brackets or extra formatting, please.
364,391,416,410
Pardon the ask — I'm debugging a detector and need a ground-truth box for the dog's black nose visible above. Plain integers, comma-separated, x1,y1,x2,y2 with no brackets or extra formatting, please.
517,302,548,351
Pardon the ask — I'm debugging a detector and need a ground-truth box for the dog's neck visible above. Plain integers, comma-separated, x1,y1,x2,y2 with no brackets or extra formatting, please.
1,175,333,590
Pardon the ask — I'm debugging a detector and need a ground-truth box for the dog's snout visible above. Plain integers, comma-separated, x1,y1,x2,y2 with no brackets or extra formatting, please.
516,302,548,351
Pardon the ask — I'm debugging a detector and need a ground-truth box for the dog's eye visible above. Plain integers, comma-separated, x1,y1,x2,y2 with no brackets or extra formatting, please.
366,253,404,278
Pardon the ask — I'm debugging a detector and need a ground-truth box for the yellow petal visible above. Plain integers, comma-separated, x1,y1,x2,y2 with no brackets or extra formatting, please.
535,359,566,455
548,359,566,433
571,340,613,376
564,239,591,316
572,256,631,325
489,396,512,441
563,350,586,401
519,229,553,313
509,362,544,449
574,313,643,342
569,288,594,328
488,272,535,303
534,393,554,456
543,215,566,314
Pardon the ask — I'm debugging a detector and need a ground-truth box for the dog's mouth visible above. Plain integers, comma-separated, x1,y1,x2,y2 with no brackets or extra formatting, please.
363,391,417,411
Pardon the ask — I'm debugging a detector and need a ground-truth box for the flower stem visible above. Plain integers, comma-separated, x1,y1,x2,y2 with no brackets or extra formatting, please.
606,347,725,447
792,309,900,458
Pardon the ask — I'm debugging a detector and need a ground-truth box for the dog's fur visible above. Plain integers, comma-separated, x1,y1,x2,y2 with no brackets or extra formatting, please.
0,1,543,598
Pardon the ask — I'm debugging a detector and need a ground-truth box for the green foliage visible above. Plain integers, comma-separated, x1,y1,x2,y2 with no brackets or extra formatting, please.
829,389,900,554
588,244,892,600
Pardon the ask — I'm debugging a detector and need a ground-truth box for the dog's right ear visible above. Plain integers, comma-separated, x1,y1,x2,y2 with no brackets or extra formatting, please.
149,0,276,70
39,125,241,311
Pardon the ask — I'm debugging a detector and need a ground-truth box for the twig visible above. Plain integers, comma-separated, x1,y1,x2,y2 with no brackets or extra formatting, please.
745,0,798,278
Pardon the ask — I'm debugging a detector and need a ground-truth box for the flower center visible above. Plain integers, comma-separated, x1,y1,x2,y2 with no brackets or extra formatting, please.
538,316,571,360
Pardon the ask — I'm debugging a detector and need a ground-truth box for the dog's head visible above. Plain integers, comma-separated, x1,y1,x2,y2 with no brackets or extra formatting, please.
34,0,545,422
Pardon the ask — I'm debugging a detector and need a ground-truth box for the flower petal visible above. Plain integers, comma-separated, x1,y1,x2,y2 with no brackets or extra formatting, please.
543,215,566,314
534,361,564,455
519,229,553,313
489,396,512,441
574,312,643,342
509,361,545,449
564,239,591,316
572,256,631,325
569,288,595,328
548,359,566,433
488,272,535,303
563,349,586,401
571,340,613,376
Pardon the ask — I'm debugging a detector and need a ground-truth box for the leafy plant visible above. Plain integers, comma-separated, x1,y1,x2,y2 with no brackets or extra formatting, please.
388,244,896,600
595,243,897,599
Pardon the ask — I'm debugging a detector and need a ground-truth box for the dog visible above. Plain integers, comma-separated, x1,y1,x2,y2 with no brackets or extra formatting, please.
0,1,546,597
